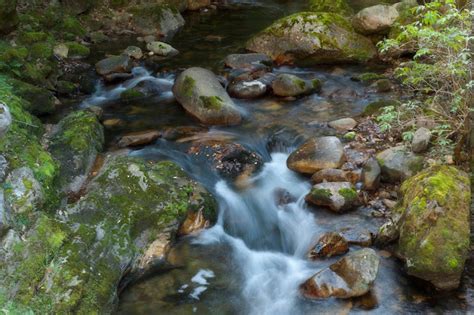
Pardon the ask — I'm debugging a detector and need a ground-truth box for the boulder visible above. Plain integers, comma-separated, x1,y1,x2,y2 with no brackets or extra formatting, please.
146,41,179,57
376,146,423,182
173,67,242,125
246,12,376,65
95,55,133,76
396,166,470,290
328,118,357,132
271,74,321,97
6,78,56,115
305,182,359,212
287,136,345,174
361,157,380,190
123,46,143,59
128,4,185,37
0,0,18,34
339,227,372,246
48,110,104,194
228,80,267,99
301,248,380,299
411,127,431,153
224,53,272,70
309,232,349,259
352,5,399,35
118,130,161,148
0,103,11,138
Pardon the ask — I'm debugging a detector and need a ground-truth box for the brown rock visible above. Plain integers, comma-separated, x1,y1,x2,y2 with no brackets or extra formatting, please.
177,208,210,236
117,130,161,147
309,232,349,259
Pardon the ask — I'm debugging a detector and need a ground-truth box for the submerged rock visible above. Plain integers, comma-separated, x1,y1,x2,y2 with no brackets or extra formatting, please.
305,182,359,212
173,67,242,125
301,248,380,299
48,110,104,194
376,146,423,182
117,130,161,148
309,232,349,259
352,5,399,35
396,166,470,290
95,55,133,76
224,53,272,70
287,136,345,174
246,12,376,65
271,73,321,97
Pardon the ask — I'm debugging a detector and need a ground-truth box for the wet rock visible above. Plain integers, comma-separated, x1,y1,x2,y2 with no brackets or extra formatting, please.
266,127,306,152
374,219,399,247
161,126,209,141
187,0,210,10
305,182,359,212
411,127,431,153
95,55,132,76
120,88,145,101
4,167,43,214
273,188,297,206
129,4,185,37
173,67,242,125
271,74,321,97
103,118,125,128
376,146,423,182
352,5,399,35
309,232,349,259
48,110,104,194
188,140,263,181
287,136,345,174
328,118,357,132
228,80,267,99
301,248,380,299
0,0,18,34
0,103,11,138
311,169,361,184
361,157,380,190
177,208,210,236
246,12,376,65
118,130,161,148
339,227,372,246
224,53,272,70
147,41,179,57
396,166,470,290
123,46,143,59
104,72,134,83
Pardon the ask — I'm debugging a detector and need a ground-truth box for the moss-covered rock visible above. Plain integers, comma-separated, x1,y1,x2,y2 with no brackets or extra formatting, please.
5,78,56,115
309,0,352,15
120,88,145,101
65,42,90,59
127,4,185,37
246,12,376,65
362,99,398,116
396,166,470,290
305,182,359,212
48,109,104,194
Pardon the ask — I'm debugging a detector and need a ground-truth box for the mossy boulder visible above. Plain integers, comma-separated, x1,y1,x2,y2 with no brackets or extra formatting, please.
305,181,359,212
128,4,185,37
309,0,352,15
65,42,90,59
396,166,470,290
246,12,376,65
0,156,216,313
173,67,242,125
0,0,19,35
6,78,56,115
271,73,321,97
48,109,104,194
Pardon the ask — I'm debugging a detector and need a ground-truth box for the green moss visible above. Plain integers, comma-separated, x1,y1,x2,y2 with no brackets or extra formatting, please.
65,42,90,58
18,31,49,44
200,95,223,110
182,75,196,97
293,77,306,90
343,131,356,140
30,42,54,60
312,79,321,90
310,188,332,200
338,187,357,202
61,16,86,37
308,0,352,15
120,88,145,101
356,72,385,83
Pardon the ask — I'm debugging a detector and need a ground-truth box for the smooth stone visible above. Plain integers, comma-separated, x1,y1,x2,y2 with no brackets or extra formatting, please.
287,136,345,174
227,80,267,99
271,73,321,97
123,46,143,59
301,248,380,299
361,157,381,190
376,146,423,182
311,168,361,184
339,227,372,246
95,55,132,76
352,5,399,35
118,130,161,148
305,182,359,212
328,118,357,132
146,41,179,56
309,232,349,259
411,127,431,153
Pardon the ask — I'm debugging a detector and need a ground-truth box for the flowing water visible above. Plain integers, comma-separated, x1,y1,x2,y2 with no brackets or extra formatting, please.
73,0,473,313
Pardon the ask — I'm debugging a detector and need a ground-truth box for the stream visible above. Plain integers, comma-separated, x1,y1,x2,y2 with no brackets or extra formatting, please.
71,0,473,313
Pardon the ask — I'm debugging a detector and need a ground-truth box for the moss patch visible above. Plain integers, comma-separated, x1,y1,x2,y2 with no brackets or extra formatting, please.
200,95,223,110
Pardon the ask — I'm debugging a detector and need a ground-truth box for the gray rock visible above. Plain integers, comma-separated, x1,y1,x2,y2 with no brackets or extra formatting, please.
361,157,381,190
146,41,179,57
173,67,242,125
246,12,376,64
287,136,345,174
228,80,267,99
271,74,321,97
4,167,43,214
95,55,132,76
412,127,431,153
0,155,8,182
0,103,11,138
0,189,8,237
376,146,423,182
123,46,143,59
131,6,185,38
352,5,399,35
305,182,359,212
301,248,380,299
224,53,272,70
374,219,399,247
328,118,357,132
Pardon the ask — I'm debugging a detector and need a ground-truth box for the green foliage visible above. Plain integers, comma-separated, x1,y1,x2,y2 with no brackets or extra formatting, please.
378,0,473,152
